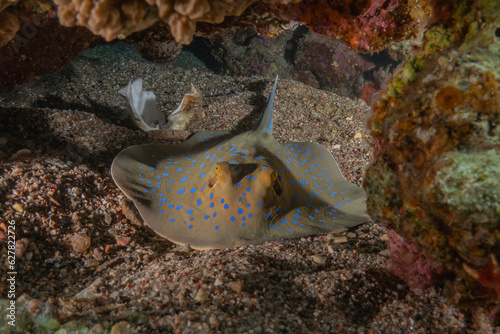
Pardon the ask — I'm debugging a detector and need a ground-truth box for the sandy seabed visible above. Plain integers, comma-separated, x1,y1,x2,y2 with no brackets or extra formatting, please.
0,43,497,333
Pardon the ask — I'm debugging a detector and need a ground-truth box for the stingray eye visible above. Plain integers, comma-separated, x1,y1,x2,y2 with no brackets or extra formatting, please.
271,171,277,183
271,172,283,196
216,165,220,174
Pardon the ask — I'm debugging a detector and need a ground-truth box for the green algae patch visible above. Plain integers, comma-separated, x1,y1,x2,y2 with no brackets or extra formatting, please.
432,149,500,227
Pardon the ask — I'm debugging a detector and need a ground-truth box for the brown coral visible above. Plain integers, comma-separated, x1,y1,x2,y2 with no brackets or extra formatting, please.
55,0,298,45
0,0,18,13
55,0,158,41
0,10,20,47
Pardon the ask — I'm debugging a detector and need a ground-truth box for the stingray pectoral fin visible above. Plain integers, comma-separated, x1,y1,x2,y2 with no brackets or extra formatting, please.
182,130,230,147
261,199,369,241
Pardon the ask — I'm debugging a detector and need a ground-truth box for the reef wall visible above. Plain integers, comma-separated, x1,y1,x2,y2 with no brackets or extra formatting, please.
364,0,500,307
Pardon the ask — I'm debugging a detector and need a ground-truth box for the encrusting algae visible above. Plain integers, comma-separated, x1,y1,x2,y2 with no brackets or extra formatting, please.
364,0,500,307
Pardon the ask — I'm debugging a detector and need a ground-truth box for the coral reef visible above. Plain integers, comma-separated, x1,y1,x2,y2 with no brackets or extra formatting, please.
207,26,408,100
0,0,421,94
54,0,298,45
277,0,429,52
364,0,500,306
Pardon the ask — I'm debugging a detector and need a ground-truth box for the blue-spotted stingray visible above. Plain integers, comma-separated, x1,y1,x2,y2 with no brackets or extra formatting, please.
111,77,369,249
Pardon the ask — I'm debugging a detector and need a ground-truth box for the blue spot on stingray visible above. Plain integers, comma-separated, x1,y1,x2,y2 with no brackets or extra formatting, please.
170,218,175,222
242,222,246,227
190,187,197,193
276,226,282,230
148,166,154,170
247,203,251,208
188,225,193,229
246,187,251,192
334,206,341,210
168,204,174,209
162,173,169,177
224,204,229,209
199,163,205,169
258,201,262,207
242,216,246,221
221,198,225,204
294,214,300,219
196,198,202,206
180,177,188,182
230,216,235,222
237,208,243,214
210,202,214,208
215,225,219,230
292,220,298,224
308,194,314,200
178,188,185,195
139,166,144,169
213,212,217,217
176,205,183,210
204,215,209,220
159,209,163,213
290,180,296,186
266,212,271,219
336,202,343,206
238,197,243,202
187,209,193,215
176,168,183,172
282,219,287,224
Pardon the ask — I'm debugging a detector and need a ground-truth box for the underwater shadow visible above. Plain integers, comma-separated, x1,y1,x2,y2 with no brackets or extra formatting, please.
0,106,148,170
230,79,269,134
32,94,136,130
335,268,409,325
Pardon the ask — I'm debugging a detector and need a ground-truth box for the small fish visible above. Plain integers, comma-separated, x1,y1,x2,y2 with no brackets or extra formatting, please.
111,76,369,249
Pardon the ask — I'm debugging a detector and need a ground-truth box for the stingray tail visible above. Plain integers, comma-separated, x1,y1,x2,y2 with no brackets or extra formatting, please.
252,75,279,134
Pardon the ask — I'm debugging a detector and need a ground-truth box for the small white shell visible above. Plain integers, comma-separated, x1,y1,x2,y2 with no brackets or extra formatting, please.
119,78,166,132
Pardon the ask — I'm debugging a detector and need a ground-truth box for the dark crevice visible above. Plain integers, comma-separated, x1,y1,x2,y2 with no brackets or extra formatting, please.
360,49,402,89
183,36,222,72
284,25,310,65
